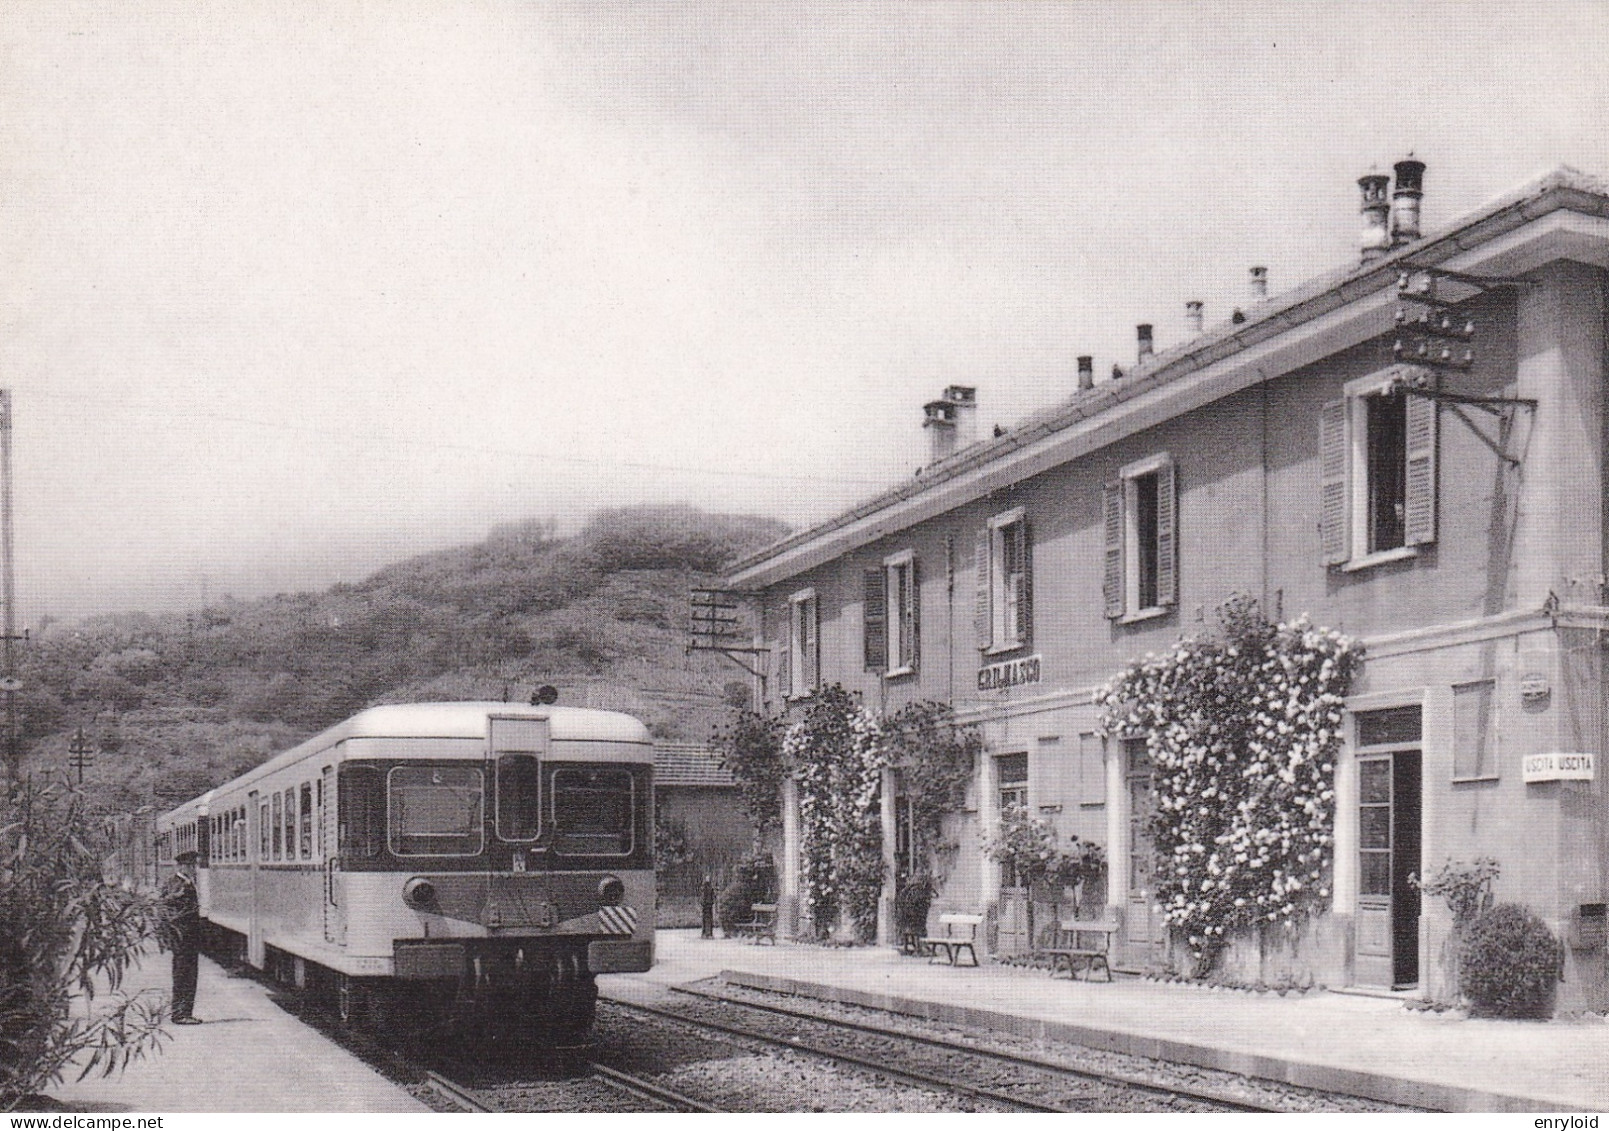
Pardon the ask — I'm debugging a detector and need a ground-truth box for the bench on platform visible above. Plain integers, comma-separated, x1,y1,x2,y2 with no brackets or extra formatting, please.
921,912,984,966
733,903,777,944
1045,920,1115,981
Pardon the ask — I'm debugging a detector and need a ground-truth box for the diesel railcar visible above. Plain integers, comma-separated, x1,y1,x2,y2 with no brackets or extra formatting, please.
154,702,655,1045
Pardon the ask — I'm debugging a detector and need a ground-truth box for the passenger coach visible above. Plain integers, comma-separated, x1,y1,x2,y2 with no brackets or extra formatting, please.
154,701,655,1044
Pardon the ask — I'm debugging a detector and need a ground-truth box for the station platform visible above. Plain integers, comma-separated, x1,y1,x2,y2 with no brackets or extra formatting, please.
43,952,427,1113
609,929,1609,1113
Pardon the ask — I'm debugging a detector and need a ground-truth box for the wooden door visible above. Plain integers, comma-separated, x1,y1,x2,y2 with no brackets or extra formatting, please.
1122,743,1166,969
1356,750,1422,988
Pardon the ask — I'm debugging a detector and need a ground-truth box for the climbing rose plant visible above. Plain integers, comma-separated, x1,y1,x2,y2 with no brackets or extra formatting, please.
1096,595,1361,975
785,685,888,942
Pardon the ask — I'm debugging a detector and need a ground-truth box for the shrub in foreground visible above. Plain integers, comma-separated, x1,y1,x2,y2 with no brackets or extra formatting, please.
1459,903,1562,1019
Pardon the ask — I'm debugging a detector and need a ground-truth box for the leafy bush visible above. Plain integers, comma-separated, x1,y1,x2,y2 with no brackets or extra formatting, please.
1460,904,1562,1019
1413,857,1500,926
716,856,776,935
1,776,167,1109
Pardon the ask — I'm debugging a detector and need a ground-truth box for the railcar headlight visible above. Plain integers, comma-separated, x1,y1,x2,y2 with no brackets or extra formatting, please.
597,875,625,906
403,876,437,909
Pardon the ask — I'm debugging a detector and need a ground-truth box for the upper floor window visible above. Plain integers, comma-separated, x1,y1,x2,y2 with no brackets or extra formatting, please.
976,509,1031,653
786,588,819,698
1321,367,1438,568
865,551,920,675
1103,454,1177,620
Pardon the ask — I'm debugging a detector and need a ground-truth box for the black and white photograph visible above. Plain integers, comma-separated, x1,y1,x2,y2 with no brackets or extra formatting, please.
3,0,1609,1119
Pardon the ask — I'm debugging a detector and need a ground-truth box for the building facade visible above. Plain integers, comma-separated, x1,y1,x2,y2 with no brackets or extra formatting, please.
726,165,1609,1008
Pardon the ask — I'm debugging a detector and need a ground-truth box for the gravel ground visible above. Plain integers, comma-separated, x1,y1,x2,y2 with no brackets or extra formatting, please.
687,978,1431,1113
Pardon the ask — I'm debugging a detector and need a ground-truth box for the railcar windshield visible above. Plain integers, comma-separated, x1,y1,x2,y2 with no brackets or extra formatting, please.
550,767,634,855
388,765,484,856
496,754,541,841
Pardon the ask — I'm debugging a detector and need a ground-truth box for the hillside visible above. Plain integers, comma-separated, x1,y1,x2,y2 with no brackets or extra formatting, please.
13,505,786,813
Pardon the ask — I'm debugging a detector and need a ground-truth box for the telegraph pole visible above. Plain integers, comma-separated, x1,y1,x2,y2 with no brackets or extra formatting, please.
68,727,94,786
1,390,14,783
1,390,23,786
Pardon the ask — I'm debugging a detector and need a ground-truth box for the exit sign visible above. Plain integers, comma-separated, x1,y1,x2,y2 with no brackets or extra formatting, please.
1522,753,1595,783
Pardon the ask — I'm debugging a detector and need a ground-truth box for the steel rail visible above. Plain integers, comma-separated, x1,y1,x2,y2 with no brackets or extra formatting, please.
657,984,1285,1114
601,998,1068,1112
425,1069,499,1113
588,1061,725,1113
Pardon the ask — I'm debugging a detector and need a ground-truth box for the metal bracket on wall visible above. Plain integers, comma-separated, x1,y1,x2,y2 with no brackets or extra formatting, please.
687,588,771,684
1403,384,1537,467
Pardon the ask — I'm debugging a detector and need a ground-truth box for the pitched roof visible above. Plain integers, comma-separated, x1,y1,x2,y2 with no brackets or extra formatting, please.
655,743,737,787
727,166,1609,589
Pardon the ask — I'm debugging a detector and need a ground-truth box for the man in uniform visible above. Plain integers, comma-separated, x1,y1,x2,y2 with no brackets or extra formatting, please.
699,875,715,939
161,851,202,1024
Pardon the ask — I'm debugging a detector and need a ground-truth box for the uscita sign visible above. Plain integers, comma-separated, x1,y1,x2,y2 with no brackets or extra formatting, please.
1522,752,1596,783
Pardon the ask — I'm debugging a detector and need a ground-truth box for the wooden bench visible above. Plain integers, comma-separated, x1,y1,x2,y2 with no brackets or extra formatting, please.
733,903,777,944
921,912,984,967
1045,920,1115,981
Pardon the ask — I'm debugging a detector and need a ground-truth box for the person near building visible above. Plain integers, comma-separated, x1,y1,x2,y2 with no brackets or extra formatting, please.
161,850,202,1024
700,875,716,939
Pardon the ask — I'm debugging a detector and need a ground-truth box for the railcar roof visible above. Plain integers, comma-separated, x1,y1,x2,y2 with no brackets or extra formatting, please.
160,702,651,821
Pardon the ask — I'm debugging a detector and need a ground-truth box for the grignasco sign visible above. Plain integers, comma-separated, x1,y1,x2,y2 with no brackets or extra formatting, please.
1521,752,1596,783
977,653,1042,692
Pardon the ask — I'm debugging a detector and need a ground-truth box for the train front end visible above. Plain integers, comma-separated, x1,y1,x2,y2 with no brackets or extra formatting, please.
336,706,654,1046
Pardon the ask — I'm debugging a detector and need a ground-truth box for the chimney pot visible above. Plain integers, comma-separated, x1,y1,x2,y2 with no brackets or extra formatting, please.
1185,300,1204,336
1358,171,1392,262
923,398,958,463
1076,355,1094,391
1136,323,1154,362
1391,157,1426,246
943,384,978,446
1249,266,1269,301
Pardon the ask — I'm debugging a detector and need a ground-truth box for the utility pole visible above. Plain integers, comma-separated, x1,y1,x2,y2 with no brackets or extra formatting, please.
68,726,94,786
0,390,21,786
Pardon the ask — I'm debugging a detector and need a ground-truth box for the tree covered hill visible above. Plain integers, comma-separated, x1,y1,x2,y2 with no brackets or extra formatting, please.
14,506,787,813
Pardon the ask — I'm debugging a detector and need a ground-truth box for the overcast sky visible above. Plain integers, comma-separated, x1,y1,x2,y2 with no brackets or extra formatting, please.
3,1,1607,622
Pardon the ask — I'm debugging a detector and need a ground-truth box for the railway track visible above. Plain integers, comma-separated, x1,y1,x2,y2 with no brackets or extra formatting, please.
659,983,1284,1112
601,996,1240,1113
427,1062,718,1113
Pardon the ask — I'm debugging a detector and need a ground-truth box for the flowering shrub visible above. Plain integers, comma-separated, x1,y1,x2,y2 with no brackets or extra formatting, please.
981,803,1103,893
1412,857,1500,926
786,685,888,941
1096,595,1361,974
882,700,981,872
711,708,786,844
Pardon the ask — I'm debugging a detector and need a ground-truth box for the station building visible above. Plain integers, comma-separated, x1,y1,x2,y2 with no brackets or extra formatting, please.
725,163,1609,1009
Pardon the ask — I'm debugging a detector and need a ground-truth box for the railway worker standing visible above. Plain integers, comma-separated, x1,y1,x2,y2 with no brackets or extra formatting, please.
161,851,203,1025
700,875,716,939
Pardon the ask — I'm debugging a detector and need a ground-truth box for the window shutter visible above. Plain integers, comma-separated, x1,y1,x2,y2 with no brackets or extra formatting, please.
1015,520,1033,648
909,557,921,671
974,529,992,650
777,615,792,697
1404,391,1438,547
1102,481,1124,619
1155,461,1177,606
804,601,819,691
1319,399,1350,565
863,568,886,672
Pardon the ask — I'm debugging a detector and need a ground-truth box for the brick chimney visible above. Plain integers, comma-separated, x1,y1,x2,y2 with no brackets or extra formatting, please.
1249,266,1269,302
1391,157,1425,247
1358,171,1392,262
1136,323,1154,363
1185,300,1204,337
944,384,977,447
923,398,957,463
1076,355,1094,391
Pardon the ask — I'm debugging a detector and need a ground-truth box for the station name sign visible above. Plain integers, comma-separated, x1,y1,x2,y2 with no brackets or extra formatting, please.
978,653,1042,692
1522,752,1596,783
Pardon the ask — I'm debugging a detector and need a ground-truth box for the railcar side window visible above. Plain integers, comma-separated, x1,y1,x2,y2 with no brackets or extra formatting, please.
388,766,484,857
272,794,283,860
260,802,270,860
283,788,295,860
550,768,634,856
496,754,541,841
339,765,384,858
300,784,314,860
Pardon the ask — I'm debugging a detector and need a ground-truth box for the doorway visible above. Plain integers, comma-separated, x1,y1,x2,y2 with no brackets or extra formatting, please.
1121,739,1167,969
994,753,1031,954
1354,707,1423,989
